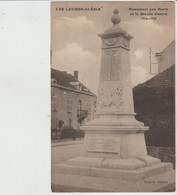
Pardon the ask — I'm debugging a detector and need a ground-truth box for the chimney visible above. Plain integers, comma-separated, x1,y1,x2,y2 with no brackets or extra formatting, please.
74,71,78,80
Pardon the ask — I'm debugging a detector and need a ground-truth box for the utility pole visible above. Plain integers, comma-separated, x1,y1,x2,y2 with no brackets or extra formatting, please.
149,48,151,74
149,47,158,74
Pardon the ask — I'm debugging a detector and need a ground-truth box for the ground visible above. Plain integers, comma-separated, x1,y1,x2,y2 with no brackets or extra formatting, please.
51,139,175,192
51,139,84,164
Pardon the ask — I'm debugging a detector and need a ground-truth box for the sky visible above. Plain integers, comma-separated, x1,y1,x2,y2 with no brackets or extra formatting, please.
51,1,175,94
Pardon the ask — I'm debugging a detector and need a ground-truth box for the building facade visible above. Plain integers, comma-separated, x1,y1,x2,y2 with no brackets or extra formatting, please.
51,69,96,134
156,40,175,73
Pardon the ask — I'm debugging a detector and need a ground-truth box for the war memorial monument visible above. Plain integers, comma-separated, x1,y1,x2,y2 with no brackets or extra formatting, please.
52,9,175,192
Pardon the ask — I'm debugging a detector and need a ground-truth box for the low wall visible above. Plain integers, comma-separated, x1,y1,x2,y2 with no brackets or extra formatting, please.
147,146,175,168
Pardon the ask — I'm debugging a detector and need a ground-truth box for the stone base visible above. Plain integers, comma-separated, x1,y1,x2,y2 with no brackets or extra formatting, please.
51,124,175,192
51,158,175,192
66,155,161,170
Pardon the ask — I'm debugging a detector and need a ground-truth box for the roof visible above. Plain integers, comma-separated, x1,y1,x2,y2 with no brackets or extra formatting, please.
51,68,94,95
51,68,76,89
162,40,175,53
135,64,175,89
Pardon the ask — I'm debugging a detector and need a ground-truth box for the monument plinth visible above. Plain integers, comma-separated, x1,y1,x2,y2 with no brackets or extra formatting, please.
52,10,175,192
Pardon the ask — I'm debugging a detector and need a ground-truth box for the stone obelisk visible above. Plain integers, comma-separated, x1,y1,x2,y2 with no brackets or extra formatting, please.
52,9,175,192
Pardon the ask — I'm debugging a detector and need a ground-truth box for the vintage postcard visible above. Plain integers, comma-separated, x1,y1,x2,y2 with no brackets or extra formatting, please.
51,1,175,192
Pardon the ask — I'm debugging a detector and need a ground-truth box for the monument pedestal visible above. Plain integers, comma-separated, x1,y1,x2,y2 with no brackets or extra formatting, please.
52,124,175,192
51,9,175,192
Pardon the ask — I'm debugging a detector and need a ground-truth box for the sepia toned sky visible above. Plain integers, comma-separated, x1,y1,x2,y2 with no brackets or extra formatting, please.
51,1,175,94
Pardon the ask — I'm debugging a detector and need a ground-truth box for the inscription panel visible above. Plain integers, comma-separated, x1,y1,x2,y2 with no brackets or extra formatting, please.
100,49,121,81
101,50,110,81
87,138,121,154
110,50,121,81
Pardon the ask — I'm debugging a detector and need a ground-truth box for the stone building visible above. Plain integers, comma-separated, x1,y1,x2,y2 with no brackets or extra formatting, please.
133,40,175,148
156,40,175,73
51,68,96,134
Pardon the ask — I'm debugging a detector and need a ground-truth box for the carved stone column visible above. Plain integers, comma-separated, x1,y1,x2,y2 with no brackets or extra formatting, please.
52,9,175,192
81,9,150,160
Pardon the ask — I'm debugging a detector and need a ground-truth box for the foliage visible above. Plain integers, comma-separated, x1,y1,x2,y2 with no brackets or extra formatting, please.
61,126,85,139
133,85,175,147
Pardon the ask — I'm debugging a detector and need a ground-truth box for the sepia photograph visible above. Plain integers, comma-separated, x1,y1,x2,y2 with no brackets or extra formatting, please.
50,1,175,192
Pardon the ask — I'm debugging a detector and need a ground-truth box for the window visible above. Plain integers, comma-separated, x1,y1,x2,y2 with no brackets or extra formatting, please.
78,100,82,117
87,102,91,115
51,94,57,111
67,98,72,112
